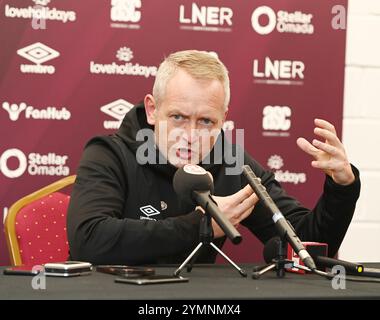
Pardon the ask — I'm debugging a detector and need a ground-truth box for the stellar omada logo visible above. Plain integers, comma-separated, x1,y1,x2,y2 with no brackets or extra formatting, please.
251,6,314,35
0,148,70,179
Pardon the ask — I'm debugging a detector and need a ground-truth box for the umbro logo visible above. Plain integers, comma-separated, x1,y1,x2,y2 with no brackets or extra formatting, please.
17,42,60,74
17,42,59,65
101,99,133,121
101,99,133,130
139,205,161,221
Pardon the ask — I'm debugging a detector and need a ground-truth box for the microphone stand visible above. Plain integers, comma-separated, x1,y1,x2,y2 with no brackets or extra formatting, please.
252,237,311,279
252,237,289,279
174,212,247,277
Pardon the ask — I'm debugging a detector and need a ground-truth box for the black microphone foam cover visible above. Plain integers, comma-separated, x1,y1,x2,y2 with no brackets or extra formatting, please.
173,164,214,204
263,236,283,263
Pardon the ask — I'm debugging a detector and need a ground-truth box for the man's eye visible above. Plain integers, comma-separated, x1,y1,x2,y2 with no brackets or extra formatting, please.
199,118,213,125
172,115,184,121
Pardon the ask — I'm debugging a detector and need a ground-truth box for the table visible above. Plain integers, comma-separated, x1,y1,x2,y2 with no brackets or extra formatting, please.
1,264,380,300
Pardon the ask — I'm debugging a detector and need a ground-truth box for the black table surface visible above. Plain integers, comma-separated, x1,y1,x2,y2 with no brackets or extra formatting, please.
1,264,380,300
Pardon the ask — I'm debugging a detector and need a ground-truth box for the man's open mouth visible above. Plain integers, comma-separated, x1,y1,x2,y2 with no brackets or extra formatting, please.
176,148,194,160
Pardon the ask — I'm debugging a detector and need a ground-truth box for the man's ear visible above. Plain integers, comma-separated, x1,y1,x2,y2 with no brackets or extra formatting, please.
223,109,229,123
144,94,157,125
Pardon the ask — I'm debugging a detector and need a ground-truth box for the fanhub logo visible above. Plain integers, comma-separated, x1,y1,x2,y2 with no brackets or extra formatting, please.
90,46,157,78
110,0,142,29
2,102,27,121
262,105,291,137
0,149,70,178
17,42,60,74
2,102,71,121
251,6,314,35
4,0,76,24
267,155,306,185
101,99,134,129
179,2,233,32
253,57,305,85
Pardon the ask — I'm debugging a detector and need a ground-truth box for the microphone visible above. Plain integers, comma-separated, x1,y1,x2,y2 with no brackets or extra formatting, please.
264,236,365,275
263,236,287,264
242,165,317,271
312,256,364,274
173,164,242,244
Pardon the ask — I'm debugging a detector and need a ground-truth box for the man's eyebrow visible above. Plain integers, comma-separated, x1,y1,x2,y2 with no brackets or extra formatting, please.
167,108,190,116
167,108,217,120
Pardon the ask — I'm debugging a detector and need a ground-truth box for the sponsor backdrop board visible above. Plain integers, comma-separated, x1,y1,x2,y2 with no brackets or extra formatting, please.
0,0,347,265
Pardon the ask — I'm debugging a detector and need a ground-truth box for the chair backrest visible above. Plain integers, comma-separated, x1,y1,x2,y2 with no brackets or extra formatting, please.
4,175,76,266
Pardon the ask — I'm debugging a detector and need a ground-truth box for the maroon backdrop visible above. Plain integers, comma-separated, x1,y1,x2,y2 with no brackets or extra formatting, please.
0,0,347,265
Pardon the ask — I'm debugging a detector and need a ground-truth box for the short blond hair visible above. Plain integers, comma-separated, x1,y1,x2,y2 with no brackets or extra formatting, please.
153,50,230,110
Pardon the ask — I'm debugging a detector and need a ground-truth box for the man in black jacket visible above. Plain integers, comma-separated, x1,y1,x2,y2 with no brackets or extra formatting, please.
67,50,360,265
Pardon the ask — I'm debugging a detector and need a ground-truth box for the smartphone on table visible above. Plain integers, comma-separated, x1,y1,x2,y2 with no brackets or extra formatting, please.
43,261,93,277
4,261,92,277
115,275,189,285
96,265,155,278
3,265,43,276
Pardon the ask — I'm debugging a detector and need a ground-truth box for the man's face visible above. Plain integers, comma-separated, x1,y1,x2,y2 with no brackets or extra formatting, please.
145,69,227,167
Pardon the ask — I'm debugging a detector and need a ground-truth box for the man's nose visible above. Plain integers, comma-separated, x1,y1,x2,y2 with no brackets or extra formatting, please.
184,121,199,145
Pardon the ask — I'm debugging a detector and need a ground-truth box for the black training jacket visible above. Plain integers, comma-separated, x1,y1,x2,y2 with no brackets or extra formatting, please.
67,103,361,265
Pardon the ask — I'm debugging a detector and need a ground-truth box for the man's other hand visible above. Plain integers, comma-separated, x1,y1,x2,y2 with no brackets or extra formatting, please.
297,118,355,186
211,185,258,238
